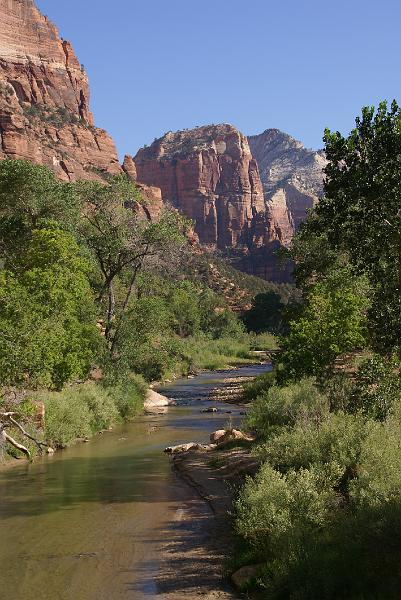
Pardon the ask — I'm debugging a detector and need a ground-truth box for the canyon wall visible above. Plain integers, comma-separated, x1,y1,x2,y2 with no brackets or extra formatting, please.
133,124,265,250
0,1,326,282
0,0,121,181
132,125,326,281
248,128,326,247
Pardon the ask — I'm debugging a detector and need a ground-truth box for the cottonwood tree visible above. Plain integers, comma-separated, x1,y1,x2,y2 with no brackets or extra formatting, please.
75,176,188,355
0,159,79,268
292,101,401,353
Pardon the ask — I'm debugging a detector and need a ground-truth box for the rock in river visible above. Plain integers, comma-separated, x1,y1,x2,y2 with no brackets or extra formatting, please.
144,390,175,410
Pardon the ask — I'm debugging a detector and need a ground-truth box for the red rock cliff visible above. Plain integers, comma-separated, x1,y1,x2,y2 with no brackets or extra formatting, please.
134,124,266,250
0,0,121,180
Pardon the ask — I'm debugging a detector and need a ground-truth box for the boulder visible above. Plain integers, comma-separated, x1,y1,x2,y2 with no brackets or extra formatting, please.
210,429,227,443
144,389,174,409
164,443,216,454
210,428,254,445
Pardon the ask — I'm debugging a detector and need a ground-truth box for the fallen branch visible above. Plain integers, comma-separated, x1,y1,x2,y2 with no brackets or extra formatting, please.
0,411,48,460
8,415,48,453
4,431,31,461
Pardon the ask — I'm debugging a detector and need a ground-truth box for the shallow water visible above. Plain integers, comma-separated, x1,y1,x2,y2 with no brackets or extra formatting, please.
0,364,271,599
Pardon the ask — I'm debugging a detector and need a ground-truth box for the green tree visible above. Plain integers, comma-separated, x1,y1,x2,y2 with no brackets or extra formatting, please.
0,224,100,389
75,176,187,354
168,281,201,337
0,159,79,266
242,291,285,334
280,266,369,381
295,101,401,352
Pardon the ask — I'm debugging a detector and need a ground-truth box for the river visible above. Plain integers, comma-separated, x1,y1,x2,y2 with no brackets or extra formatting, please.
0,364,270,599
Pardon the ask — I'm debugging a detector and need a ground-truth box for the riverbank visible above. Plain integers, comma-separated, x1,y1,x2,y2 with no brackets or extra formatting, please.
156,365,272,596
0,364,271,598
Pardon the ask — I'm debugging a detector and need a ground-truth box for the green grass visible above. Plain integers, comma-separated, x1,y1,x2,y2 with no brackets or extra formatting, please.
180,335,254,372
249,332,279,351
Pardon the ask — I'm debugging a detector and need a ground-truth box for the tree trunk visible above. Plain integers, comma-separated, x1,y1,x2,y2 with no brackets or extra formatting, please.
105,281,115,341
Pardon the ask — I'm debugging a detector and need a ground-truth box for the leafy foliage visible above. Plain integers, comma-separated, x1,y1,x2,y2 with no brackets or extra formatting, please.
0,224,100,388
246,378,330,438
294,101,401,353
242,291,286,334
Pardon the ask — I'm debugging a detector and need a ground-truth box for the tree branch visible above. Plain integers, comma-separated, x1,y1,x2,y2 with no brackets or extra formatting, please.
8,416,48,453
4,431,31,461
0,412,48,460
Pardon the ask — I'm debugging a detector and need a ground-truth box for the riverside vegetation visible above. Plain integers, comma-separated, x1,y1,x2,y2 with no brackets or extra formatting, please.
232,101,401,599
0,159,278,460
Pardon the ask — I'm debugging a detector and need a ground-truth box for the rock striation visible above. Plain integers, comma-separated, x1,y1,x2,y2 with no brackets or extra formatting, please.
0,0,121,180
133,124,266,250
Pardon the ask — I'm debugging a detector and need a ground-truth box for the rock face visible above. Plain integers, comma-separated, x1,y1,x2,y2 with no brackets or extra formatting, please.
122,155,163,220
0,0,121,180
244,129,326,280
134,124,266,250
248,128,326,246
133,125,326,282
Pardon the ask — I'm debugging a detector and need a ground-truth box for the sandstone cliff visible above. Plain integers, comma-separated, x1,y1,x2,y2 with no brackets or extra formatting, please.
0,0,121,180
248,128,326,246
133,124,266,250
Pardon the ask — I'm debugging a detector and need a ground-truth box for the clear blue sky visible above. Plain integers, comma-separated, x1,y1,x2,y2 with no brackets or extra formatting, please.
36,0,401,160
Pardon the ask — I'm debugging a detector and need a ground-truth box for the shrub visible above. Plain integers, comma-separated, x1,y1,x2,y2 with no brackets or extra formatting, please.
43,388,92,447
259,412,369,485
349,419,401,507
180,334,252,372
43,382,120,447
349,354,401,420
256,502,401,599
105,375,147,420
320,372,355,412
246,378,330,438
242,369,276,402
249,331,279,351
75,382,118,432
236,463,335,556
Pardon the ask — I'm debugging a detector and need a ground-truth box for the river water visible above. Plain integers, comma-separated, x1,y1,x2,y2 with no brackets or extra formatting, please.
0,364,270,599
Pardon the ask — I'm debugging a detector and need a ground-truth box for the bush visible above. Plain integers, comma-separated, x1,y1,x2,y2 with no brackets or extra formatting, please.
246,378,330,438
252,501,401,599
258,412,369,484
236,463,335,556
105,375,147,420
349,354,401,420
242,369,276,402
43,382,120,447
349,418,401,507
180,334,252,372
44,388,93,447
249,332,279,351
235,394,401,598
75,382,118,432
